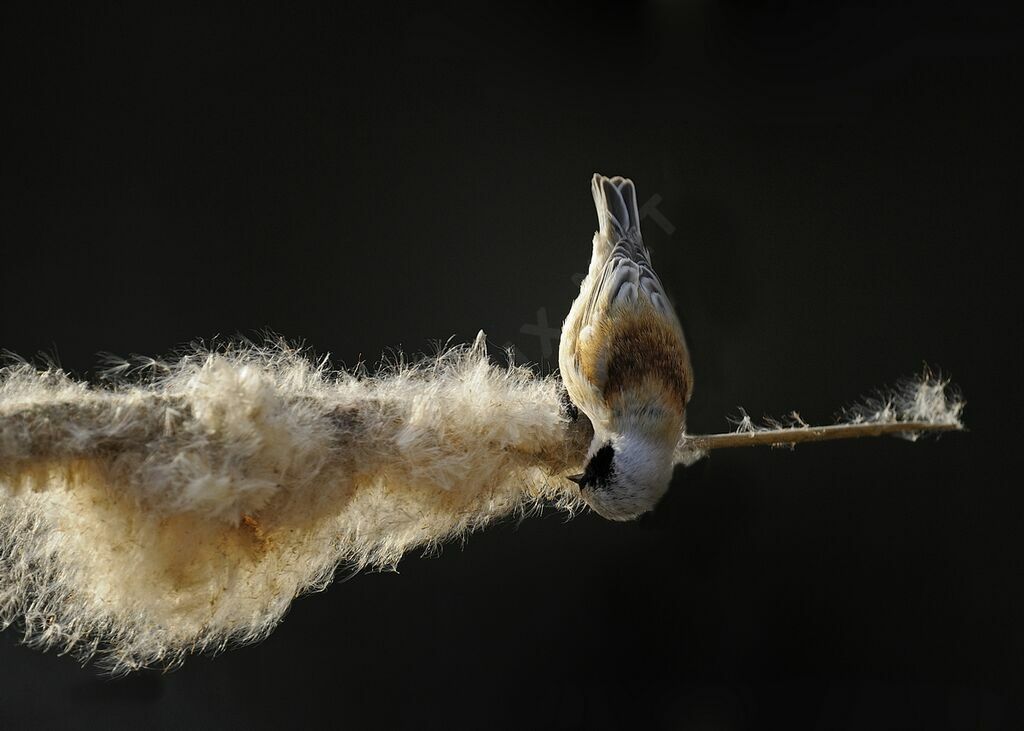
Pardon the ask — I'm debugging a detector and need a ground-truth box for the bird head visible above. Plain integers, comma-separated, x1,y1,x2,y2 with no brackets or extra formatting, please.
568,431,677,520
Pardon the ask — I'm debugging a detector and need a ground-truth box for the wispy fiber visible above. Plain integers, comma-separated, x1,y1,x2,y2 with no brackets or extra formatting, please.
0,333,588,671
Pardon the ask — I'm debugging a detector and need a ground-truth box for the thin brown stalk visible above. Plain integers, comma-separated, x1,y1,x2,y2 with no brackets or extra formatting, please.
685,420,962,453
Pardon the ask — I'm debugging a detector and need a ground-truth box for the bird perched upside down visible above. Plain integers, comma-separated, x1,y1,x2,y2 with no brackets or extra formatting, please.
559,174,693,520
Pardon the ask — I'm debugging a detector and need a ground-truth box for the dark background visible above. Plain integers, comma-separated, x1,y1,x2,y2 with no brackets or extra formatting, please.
1,3,1021,729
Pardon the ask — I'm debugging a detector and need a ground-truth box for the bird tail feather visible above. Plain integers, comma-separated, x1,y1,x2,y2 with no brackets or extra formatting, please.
592,173,641,241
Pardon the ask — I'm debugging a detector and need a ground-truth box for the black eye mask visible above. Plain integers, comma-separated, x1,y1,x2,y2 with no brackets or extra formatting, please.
568,443,616,489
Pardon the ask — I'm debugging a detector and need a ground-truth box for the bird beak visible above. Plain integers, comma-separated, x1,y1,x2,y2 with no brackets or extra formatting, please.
567,473,585,486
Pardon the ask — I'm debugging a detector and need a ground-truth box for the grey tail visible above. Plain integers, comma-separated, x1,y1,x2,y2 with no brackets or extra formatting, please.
592,173,641,240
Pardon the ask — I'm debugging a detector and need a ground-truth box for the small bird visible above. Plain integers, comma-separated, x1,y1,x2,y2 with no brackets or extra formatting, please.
559,174,693,520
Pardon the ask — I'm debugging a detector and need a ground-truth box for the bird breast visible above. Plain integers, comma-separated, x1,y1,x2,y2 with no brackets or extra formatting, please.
578,301,692,432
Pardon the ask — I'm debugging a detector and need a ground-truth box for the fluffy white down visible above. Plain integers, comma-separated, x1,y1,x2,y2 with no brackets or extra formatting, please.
0,334,587,672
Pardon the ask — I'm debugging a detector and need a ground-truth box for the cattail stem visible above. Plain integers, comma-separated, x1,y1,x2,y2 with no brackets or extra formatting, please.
684,420,961,452
0,341,965,671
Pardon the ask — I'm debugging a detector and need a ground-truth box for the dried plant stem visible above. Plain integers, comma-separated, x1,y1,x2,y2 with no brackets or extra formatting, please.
685,420,961,453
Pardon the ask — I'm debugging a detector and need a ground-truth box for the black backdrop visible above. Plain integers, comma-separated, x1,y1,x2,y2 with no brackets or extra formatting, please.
1,3,1021,729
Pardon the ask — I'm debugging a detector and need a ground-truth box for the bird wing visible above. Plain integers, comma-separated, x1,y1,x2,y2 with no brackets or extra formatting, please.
578,233,684,351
